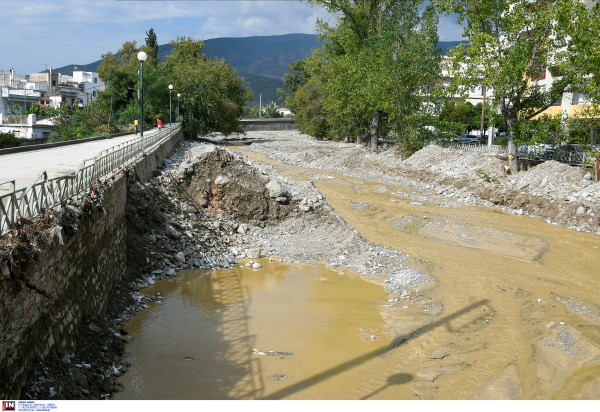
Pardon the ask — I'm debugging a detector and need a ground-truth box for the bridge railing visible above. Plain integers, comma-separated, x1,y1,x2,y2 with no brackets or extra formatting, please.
0,123,181,236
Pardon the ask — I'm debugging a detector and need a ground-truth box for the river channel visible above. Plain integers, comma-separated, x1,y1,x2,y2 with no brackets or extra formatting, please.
116,147,600,400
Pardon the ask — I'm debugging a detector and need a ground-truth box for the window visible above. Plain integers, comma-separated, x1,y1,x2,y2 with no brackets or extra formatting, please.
52,80,56,86
572,92,590,105
93,91,96,97
94,77,97,83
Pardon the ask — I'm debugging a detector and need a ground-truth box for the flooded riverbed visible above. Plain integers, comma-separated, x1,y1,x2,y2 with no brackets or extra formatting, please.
114,262,394,400
231,147,600,400
116,144,600,400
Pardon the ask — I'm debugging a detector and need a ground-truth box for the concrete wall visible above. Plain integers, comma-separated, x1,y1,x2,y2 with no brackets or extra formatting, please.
0,128,183,399
239,119,297,131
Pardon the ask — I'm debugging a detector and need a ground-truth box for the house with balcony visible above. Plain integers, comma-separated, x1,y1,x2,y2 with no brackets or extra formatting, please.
0,113,56,140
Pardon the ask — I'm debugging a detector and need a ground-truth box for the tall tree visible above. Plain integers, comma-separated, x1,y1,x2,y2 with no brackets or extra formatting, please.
277,59,310,113
370,0,442,153
304,0,441,151
307,0,384,147
436,0,600,173
145,28,159,66
161,37,252,137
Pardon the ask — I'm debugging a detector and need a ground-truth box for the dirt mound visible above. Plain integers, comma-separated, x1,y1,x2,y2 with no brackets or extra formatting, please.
404,144,505,180
171,145,327,223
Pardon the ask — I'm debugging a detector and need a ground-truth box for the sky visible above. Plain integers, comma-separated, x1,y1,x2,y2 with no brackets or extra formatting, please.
1,0,465,75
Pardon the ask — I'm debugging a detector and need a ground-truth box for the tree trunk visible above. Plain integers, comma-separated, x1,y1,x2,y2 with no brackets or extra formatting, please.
370,110,380,150
506,116,519,174
357,134,362,145
344,136,350,143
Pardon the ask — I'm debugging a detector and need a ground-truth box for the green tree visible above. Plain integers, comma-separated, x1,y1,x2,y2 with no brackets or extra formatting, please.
302,0,441,152
145,28,159,66
436,0,600,173
161,36,252,137
369,0,442,153
306,0,384,146
277,59,310,113
294,79,329,138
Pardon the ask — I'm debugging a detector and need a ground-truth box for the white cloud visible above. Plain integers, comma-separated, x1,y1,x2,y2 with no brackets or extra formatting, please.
1,1,463,74
438,15,466,41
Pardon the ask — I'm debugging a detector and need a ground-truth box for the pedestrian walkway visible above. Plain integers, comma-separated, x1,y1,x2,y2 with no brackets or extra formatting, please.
0,129,159,192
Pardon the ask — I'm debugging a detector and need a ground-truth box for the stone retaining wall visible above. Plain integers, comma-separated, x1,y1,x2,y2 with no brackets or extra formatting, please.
0,128,183,398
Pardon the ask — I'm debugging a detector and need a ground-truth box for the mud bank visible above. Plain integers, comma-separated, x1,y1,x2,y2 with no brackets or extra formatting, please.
19,142,432,400
232,131,600,235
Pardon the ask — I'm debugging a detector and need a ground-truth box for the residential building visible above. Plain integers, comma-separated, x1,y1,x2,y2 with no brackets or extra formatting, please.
0,113,56,140
0,69,41,115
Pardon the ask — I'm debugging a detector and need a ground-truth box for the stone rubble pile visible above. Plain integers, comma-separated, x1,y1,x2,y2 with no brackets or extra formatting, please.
127,142,432,295
234,130,599,234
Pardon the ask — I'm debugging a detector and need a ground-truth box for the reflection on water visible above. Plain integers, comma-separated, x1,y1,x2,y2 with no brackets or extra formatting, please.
114,262,389,400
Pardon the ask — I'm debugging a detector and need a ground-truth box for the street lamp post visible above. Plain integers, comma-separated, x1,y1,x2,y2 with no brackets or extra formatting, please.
137,51,147,137
177,93,180,122
168,84,173,127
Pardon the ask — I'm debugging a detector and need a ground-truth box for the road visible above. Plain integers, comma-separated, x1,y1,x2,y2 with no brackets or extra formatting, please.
0,130,159,193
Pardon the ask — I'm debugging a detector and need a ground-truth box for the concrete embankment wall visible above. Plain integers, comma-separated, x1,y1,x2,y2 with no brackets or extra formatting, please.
239,119,298,131
0,129,183,399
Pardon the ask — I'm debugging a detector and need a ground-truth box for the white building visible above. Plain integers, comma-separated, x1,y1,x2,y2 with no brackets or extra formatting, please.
0,69,41,115
0,113,56,140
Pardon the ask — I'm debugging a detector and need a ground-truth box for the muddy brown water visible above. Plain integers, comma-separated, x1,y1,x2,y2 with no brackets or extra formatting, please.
113,262,391,400
116,146,600,399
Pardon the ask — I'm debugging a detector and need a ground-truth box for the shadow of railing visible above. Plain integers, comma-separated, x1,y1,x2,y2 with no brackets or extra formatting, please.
262,299,492,400
213,270,265,399
360,373,413,400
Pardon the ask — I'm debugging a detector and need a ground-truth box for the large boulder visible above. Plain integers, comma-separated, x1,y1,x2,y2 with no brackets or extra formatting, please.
165,224,181,239
266,180,287,198
246,248,261,259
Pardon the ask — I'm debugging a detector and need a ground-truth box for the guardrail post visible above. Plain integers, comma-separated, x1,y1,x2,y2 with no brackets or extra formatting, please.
10,181,16,224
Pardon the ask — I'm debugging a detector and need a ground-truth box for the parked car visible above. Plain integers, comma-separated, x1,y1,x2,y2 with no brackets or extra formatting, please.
453,134,480,145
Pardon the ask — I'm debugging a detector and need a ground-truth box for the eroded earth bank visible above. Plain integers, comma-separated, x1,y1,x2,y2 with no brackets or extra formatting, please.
21,131,600,400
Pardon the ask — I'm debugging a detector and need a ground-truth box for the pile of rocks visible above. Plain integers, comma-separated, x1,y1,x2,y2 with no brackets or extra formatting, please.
232,130,599,234
503,160,600,202
126,143,431,292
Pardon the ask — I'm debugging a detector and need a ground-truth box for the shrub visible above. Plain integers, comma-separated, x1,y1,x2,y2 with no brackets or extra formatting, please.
0,132,26,149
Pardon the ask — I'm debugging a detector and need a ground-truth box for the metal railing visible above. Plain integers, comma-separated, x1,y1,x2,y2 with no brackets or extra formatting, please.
0,123,181,235
437,141,508,155
435,142,593,167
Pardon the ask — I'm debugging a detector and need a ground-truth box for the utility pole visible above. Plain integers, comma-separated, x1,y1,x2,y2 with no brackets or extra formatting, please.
480,85,486,145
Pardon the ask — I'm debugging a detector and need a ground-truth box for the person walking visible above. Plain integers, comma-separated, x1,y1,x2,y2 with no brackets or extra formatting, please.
134,119,139,135
157,118,162,131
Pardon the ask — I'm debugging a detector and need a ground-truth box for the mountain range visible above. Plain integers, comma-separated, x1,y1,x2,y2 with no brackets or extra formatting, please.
50,34,465,106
